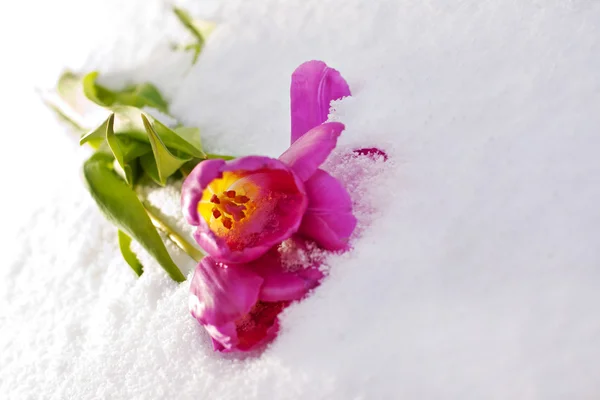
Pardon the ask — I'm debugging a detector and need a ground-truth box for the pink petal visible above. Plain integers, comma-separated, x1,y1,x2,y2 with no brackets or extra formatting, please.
246,247,324,302
233,301,288,351
189,257,263,328
205,322,238,351
299,169,357,250
183,156,308,264
181,159,226,226
190,249,324,352
290,60,351,143
258,268,324,302
279,122,345,182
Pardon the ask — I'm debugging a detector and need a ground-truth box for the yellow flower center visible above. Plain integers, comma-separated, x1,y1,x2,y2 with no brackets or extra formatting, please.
208,190,250,229
198,171,259,233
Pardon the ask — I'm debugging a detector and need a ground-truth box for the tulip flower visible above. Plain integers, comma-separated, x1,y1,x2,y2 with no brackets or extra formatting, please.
182,61,357,264
189,246,323,352
186,61,387,353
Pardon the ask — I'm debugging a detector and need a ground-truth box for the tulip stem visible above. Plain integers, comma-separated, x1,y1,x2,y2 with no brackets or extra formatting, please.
143,202,204,263
206,153,235,160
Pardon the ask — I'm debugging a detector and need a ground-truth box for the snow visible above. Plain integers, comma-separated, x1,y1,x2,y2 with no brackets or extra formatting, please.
2,0,600,398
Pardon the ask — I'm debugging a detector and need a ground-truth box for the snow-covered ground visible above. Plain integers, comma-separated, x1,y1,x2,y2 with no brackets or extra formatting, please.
2,0,600,398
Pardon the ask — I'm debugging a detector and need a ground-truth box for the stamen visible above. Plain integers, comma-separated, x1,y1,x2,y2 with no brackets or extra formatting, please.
208,190,252,229
231,210,246,222
235,195,250,204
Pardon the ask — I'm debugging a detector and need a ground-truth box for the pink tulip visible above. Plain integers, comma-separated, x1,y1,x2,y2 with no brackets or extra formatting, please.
186,61,387,352
182,61,357,263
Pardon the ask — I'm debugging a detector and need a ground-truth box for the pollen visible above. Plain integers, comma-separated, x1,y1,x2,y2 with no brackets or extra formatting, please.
209,190,251,229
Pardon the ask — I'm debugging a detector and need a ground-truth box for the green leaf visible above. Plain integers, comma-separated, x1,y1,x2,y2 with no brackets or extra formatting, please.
105,113,151,185
117,136,152,162
115,83,170,114
80,107,205,158
172,7,215,64
56,71,81,107
82,71,170,114
173,126,203,151
206,153,235,160
82,71,116,107
152,117,206,158
105,114,133,184
118,230,144,277
173,7,204,41
141,114,191,186
139,152,161,185
83,152,186,282
80,116,110,148
107,106,205,157
43,71,99,133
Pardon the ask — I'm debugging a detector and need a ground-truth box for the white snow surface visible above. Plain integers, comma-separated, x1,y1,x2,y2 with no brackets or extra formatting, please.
1,0,600,398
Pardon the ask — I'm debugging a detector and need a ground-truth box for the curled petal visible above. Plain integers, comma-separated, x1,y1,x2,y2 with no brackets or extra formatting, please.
182,156,308,264
290,60,351,143
258,268,323,302
247,247,324,302
299,169,357,250
279,122,345,182
204,307,284,353
233,300,288,351
190,247,326,352
189,257,291,352
190,257,284,352
189,257,263,327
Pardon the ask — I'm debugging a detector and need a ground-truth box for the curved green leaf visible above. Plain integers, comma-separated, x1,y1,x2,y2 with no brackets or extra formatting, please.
115,83,169,113
173,126,202,152
83,152,186,282
141,114,191,186
109,106,205,158
80,116,110,148
82,71,169,114
105,113,151,185
118,230,144,277
172,7,215,64
82,71,170,113
150,115,206,158
82,71,115,107
81,107,205,159
139,152,161,185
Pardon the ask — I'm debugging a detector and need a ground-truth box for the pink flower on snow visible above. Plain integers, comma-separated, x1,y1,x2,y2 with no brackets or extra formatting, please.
182,61,357,263
185,60,382,352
